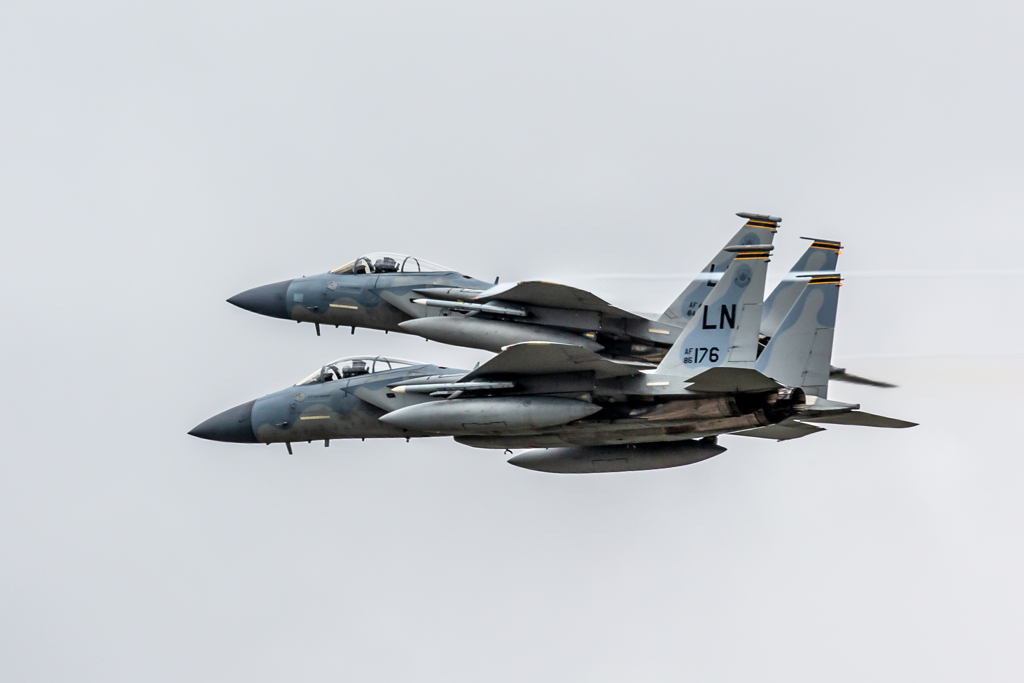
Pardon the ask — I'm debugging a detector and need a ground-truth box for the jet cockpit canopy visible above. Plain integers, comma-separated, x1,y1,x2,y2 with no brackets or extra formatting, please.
331,252,451,275
296,356,423,386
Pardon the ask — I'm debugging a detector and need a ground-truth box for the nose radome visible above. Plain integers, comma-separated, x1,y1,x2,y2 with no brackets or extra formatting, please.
189,400,258,443
227,279,292,319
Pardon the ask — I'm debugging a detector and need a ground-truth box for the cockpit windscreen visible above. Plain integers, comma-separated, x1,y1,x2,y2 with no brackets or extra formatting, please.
331,252,450,275
296,356,422,385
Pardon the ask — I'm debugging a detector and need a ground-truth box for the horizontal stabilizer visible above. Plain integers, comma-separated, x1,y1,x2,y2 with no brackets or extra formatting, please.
794,395,859,418
798,411,917,428
684,367,782,393
460,342,643,382
732,421,826,441
829,366,897,388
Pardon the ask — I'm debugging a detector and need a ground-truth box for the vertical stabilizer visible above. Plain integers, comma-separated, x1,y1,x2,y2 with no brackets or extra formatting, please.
656,245,772,376
659,212,780,324
761,237,841,338
755,274,841,398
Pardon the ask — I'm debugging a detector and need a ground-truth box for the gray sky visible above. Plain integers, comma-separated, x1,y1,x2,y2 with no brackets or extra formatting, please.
2,1,1023,681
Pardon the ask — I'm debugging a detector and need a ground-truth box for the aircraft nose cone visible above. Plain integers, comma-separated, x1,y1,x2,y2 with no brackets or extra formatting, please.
189,400,258,443
227,279,292,319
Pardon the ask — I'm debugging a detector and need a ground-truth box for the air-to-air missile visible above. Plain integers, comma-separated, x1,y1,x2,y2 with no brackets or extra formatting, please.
191,243,915,473
227,213,891,387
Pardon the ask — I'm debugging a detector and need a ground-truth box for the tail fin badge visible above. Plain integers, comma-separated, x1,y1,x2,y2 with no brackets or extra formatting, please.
733,267,752,288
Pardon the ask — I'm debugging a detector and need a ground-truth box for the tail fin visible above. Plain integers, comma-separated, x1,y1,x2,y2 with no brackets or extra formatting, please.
659,212,780,324
656,245,772,376
761,237,841,338
755,274,841,398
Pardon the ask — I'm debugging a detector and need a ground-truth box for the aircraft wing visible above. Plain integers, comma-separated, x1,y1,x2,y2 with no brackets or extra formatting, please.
460,342,645,382
473,281,647,321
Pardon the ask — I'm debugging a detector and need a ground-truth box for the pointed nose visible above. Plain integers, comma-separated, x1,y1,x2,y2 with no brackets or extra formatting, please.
189,400,258,443
228,279,292,319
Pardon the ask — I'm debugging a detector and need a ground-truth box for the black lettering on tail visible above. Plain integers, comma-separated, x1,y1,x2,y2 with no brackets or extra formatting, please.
702,306,717,329
720,304,736,329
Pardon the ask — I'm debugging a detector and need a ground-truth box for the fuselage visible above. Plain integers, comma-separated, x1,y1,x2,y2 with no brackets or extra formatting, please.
231,268,689,362
190,358,804,449
235,270,495,332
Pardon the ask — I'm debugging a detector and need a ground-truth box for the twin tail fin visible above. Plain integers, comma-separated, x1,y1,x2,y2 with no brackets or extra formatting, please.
659,213,780,324
755,274,841,398
655,245,772,376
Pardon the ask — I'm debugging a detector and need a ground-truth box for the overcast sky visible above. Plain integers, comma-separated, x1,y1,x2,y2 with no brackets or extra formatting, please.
2,1,1023,681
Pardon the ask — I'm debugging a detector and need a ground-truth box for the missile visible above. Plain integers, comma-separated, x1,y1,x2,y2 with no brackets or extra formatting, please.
398,316,604,353
412,298,527,317
507,439,726,474
411,287,485,302
391,380,517,395
379,397,602,434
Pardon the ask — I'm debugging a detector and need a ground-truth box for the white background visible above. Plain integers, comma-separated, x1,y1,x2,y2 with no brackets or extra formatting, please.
1,2,1022,680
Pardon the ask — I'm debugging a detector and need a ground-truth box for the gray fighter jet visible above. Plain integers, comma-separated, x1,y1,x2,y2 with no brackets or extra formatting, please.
228,213,890,386
191,245,914,473
228,213,780,363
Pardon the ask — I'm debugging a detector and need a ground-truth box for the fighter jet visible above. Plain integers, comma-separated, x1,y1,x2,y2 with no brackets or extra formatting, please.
227,213,780,363
191,245,914,473
228,213,890,387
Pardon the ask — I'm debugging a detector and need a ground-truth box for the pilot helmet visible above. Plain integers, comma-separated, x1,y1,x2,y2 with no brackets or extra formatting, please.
343,359,370,378
373,256,399,273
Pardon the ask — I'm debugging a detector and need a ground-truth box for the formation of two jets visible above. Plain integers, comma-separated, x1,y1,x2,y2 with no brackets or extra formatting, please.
190,213,914,473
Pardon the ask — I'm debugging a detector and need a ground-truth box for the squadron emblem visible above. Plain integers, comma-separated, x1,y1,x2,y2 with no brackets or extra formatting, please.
734,265,752,288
